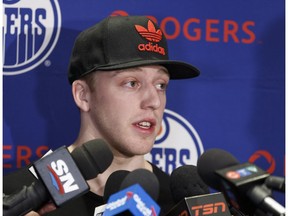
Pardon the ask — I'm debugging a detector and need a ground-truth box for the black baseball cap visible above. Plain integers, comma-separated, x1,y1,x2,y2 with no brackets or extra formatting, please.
68,15,200,84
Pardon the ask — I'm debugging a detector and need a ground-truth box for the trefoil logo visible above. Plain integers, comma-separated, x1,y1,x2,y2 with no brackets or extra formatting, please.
135,20,166,55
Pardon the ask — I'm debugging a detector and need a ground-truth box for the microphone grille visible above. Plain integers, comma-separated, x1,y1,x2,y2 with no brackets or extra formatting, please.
170,165,209,203
71,139,113,180
120,169,160,201
197,148,239,190
103,170,130,202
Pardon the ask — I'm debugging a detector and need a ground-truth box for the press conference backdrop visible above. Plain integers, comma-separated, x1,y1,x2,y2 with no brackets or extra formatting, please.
3,0,285,205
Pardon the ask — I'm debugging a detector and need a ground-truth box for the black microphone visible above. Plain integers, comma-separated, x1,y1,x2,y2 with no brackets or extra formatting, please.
94,170,131,216
120,169,160,201
102,169,160,215
169,165,210,204
166,165,232,216
3,139,114,216
103,169,160,202
265,176,285,192
197,148,286,216
103,170,131,202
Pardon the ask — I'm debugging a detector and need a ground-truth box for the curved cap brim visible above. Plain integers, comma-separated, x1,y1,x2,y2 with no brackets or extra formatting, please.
95,59,200,79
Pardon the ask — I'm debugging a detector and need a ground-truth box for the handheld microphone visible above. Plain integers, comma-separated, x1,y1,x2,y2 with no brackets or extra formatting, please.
3,139,114,216
120,169,160,202
103,170,131,202
95,170,131,216
197,148,286,216
166,192,231,216
265,176,285,192
169,165,210,204
103,169,160,216
166,165,231,216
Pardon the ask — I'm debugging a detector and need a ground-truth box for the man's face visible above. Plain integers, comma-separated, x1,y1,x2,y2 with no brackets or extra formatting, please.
87,65,169,157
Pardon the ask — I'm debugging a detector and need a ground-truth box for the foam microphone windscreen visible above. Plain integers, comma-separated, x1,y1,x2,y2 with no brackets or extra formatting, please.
103,170,130,202
170,165,210,204
120,169,160,201
71,139,114,180
197,148,239,190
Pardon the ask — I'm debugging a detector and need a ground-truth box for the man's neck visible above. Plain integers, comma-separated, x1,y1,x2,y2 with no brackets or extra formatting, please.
87,156,152,196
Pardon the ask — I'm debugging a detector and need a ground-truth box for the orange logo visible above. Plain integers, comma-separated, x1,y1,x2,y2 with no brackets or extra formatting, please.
249,150,276,174
135,20,166,55
135,20,163,42
191,202,227,215
110,10,129,17
226,171,240,179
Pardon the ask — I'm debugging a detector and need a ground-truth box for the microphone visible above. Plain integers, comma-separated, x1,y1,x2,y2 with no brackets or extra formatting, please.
3,139,114,216
265,176,285,192
166,165,231,216
120,169,160,201
169,165,210,204
197,148,286,216
94,170,131,216
103,169,160,216
103,170,131,202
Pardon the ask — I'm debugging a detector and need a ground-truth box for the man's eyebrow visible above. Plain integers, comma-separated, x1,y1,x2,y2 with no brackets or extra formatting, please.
158,67,170,76
117,67,143,73
109,66,169,77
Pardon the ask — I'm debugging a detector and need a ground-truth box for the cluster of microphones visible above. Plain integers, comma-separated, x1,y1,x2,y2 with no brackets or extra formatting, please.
3,139,286,216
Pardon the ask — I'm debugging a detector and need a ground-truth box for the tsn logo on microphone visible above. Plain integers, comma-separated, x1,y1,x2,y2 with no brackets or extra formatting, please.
181,202,227,216
178,202,226,216
166,193,230,216
47,159,79,194
34,146,89,206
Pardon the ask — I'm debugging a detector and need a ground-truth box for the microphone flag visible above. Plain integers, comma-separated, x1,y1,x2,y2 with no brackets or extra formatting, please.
166,192,231,216
103,184,160,216
215,162,270,187
33,146,89,206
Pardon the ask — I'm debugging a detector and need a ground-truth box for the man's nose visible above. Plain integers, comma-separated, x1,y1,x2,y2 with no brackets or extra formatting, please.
140,85,162,110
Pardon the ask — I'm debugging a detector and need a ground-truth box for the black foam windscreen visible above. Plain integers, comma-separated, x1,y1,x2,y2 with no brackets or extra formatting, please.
71,139,114,180
120,169,160,201
197,148,239,190
170,165,210,203
103,170,130,202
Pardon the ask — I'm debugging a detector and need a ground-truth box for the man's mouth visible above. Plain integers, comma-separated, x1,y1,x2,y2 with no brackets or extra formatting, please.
137,121,152,129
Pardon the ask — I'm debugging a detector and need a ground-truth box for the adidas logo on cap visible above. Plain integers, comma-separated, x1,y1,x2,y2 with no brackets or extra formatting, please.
135,20,166,56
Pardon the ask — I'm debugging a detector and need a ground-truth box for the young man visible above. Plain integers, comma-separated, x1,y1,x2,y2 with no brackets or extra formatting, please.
8,15,200,215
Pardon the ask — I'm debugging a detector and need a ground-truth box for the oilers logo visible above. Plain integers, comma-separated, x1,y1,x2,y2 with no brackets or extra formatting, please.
3,0,61,75
145,109,204,174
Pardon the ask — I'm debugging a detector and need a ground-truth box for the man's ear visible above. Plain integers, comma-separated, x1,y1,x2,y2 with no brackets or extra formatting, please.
72,80,90,112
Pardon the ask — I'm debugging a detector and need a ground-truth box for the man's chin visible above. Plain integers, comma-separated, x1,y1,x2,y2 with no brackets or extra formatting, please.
129,145,154,156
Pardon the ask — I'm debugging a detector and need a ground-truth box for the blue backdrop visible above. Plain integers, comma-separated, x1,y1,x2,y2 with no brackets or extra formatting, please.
3,0,285,205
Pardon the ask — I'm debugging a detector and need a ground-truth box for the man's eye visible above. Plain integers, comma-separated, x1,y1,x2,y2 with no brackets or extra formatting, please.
156,83,168,91
125,81,138,88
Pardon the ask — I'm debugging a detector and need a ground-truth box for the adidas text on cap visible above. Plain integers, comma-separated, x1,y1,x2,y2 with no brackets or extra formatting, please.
68,15,200,84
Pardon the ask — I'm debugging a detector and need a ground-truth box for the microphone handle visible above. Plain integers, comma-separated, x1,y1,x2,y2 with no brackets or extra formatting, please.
3,181,50,216
262,197,286,216
265,176,285,192
246,185,285,216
